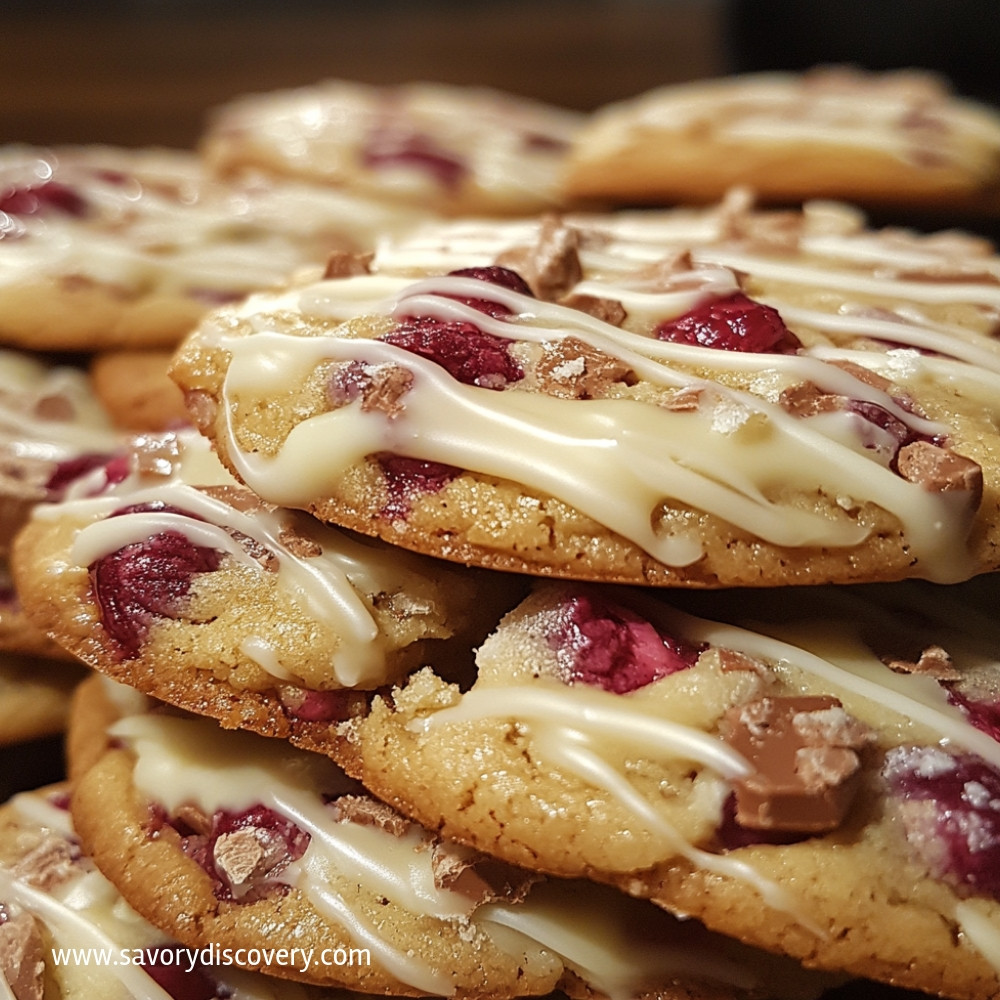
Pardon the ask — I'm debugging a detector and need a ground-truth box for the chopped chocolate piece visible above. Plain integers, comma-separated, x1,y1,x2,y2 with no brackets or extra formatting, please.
535,337,634,400
896,441,984,507
717,648,772,678
723,696,874,834
11,836,80,892
331,794,413,838
430,842,539,911
213,827,289,897
496,214,582,301
660,387,704,413
829,360,893,393
277,524,323,559
882,644,961,681
557,292,627,327
778,382,845,420
0,911,44,1000
198,485,273,515
130,432,183,478
173,803,213,837
323,250,373,279
361,365,414,416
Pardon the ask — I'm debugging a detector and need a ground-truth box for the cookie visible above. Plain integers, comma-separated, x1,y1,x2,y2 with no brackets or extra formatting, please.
11,427,515,746
89,350,188,432
200,79,584,217
66,674,840,1000
563,67,1000,214
0,144,427,351
170,202,1000,587
0,782,396,1000
326,577,1000,999
0,652,84,746
0,348,122,660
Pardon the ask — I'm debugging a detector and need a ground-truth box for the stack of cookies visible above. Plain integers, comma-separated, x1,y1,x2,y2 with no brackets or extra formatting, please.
4,67,1000,1000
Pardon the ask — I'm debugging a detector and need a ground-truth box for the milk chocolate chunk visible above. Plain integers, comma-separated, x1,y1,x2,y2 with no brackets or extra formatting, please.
723,696,874,834
0,910,44,1000
896,440,983,508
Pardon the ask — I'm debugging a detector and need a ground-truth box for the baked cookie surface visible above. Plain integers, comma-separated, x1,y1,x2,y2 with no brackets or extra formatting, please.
0,349,121,660
12,428,509,745
0,145,426,351
329,577,1000,1000
66,675,838,1000
200,79,583,216
564,67,1000,213
171,202,1000,587
0,782,396,999
0,652,85,746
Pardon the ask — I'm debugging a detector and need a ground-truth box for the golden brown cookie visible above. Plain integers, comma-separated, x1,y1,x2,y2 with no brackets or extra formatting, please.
201,79,584,217
12,427,516,747
0,782,409,1000
171,204,1000,587
328,577,1000,1000
66,675,839,1000
564,67,1000,214
89,351,188,432
0,652,84,746
0,145,427,351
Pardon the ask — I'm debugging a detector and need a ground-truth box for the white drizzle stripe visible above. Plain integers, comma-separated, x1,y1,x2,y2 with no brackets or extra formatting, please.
222,329,973,580
531,729,822,936
777,303,1000,374
64,481,385,687
292,879,455,996
412,684,750,779
110,715,478,992
0,870,174,1000
691,247,1000,306
478,882,756,1000
955,901,1000,976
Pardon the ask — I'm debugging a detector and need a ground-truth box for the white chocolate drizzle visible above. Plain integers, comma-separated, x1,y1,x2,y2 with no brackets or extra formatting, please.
217,266,976,579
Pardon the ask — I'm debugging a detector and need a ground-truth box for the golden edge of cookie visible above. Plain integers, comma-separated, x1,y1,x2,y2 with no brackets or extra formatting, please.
0,652,86,747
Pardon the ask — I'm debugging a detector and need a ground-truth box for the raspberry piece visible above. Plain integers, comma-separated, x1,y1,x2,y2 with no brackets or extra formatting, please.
655,292,802,354
444,265,534,318
883,746,1000,899
137,949,219,1000
381,319,523,389
0,180,88,219
376,454,459,522
89,502,222,660
361,128,466,190
281,687,369,722
44,451,128,500
549,590,705,694
945,688,1000,744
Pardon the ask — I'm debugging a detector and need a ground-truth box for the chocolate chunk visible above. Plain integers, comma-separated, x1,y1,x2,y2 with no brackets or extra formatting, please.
0,911,44,1000
557,292,627,327
495,214,582,301
11,836,80,892
431,842,539,911
896,441,983,508
723,696,874,833
882,644,961,681
331,794,413,838
323,250,373,279
212,828,289,896
535,336,634,400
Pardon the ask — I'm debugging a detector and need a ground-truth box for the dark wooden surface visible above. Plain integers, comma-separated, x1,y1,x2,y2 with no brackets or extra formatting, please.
2,1,727,149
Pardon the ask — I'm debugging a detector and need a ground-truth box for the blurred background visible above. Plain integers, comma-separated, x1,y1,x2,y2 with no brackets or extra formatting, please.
6,0,999,149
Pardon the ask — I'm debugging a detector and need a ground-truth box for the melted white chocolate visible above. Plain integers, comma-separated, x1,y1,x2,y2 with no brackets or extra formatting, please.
37,430,444,687
217,266,977,580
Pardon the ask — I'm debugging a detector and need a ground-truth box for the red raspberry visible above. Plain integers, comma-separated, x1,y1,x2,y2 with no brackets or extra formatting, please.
883,746,1000,899
0,180,88,218
655,293,801,354
361,128,466,190
137,949,220,1000
444,266,534,318
549,590,705,694
90,502,222,660
376,454,460,522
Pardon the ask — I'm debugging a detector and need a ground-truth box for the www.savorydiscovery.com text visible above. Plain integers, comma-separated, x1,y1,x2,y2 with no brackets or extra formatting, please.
50,944,371,974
